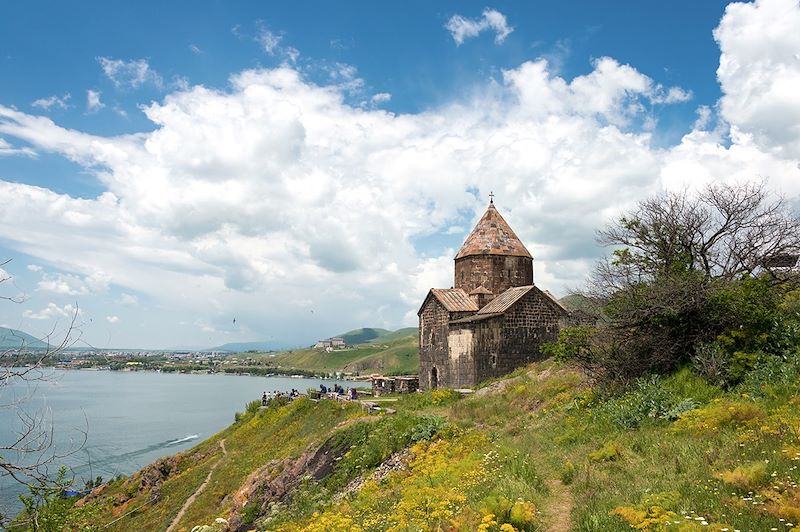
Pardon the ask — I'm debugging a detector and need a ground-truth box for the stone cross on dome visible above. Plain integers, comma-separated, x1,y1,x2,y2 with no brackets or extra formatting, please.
489,191,494,204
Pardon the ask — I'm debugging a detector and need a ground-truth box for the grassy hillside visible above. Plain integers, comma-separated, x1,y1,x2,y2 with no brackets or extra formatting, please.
262,328,418,375
366,327,417,344
26,354,800,531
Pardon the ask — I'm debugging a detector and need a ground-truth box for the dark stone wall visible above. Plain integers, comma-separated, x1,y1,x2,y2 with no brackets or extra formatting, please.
419,298,474,390
454,255,533,295
474,289,564,382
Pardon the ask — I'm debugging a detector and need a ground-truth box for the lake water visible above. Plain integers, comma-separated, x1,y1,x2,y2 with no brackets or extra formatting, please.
0,369,365,518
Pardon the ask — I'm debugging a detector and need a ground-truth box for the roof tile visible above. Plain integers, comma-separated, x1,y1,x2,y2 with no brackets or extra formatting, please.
455,203,532,259
430,288,479,312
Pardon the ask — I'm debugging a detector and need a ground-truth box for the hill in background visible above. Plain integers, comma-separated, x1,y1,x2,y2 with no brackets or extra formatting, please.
211,340,298,353
0,327,50,350
333,327,392,345
259,327,418,375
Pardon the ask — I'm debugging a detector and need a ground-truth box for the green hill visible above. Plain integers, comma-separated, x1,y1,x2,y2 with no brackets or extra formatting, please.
0,327,50,350
264,327,418,375
333,327,392,345
559,293,603,316
366,327,417,344
28,356,800,531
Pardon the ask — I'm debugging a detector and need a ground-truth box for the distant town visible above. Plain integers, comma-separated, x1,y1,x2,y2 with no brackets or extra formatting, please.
1,347,356,380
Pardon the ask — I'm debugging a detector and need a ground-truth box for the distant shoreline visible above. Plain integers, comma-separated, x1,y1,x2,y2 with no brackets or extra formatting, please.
9,364,372,384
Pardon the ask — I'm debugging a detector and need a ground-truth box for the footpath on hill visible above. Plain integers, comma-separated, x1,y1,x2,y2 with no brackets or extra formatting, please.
166,439,227,532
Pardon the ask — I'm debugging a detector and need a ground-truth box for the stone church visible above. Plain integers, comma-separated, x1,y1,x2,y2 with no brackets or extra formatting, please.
418,199,573,390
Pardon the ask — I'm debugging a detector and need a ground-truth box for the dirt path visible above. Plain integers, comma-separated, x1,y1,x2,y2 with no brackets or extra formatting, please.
165,439,227,532
543,478,575,532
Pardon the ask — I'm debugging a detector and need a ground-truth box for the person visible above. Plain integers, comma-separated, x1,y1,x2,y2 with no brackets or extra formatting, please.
262,391,267,406
320,384,327,394
349,387,358,400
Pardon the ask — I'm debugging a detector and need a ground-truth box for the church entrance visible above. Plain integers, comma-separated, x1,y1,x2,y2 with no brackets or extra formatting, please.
430,367,438,389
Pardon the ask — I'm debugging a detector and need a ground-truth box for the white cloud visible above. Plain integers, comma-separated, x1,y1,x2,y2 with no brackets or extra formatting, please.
23,303,81,320
445,8,513,45
27,264,42,272
32,93,71,111
326,62,364,94
189,44,202,55
0,137,36,157
97,57,164,89
116,293,139,306
87,89,104,112
257,28,282,55
255,25,300,64
714,0,800,158
504,56,692,126
106,315,120,324
0,0,798,346
36,271,110,296
370,92,392,104
648,85,695,105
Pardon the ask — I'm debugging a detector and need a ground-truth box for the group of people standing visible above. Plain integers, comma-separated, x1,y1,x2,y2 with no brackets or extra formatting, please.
319,383,359,400
261,383,359,406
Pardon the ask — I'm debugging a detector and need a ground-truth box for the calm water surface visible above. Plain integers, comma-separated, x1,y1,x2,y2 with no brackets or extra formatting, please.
0,369,364,517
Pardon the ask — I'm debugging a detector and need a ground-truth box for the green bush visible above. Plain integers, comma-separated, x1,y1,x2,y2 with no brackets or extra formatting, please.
588,442,621,462
560,460,576,485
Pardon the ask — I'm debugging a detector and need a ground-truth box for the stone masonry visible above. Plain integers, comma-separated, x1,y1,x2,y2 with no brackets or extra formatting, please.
418,200,573,390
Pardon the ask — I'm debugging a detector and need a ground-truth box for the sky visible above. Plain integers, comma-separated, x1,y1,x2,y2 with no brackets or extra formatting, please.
0,0,799,349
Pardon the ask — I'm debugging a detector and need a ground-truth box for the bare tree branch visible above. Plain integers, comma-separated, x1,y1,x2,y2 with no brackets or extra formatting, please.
1,260,88,525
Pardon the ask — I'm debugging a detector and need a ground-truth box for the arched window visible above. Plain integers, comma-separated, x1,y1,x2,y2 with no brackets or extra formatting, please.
430,367,438,389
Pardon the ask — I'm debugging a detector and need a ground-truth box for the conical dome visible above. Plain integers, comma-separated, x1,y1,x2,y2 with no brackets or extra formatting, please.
455,202,532,259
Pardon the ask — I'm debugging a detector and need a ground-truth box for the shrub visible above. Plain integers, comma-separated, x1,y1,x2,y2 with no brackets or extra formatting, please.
738,350,800,402
246,399,261,414
560,461,575,485
692,341,730,385
609,491,680,529
408,414,447,443
588,442,621,463
716,461,769,490
399,388,462,410
662,398,699,421
597,374,702,429
479,497,537,531
672,399,764,433
508,499,537,529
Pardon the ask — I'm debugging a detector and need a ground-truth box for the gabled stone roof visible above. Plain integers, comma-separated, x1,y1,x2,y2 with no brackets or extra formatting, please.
448,285,570,324
455,202,533,260
477,285,534,314
417,288,479,315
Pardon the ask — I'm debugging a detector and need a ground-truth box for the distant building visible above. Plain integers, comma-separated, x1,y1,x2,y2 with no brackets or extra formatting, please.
418,199,585,390
314,337,347,349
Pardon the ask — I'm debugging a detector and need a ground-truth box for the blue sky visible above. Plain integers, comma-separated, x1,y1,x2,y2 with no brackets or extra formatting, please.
1,0,799,348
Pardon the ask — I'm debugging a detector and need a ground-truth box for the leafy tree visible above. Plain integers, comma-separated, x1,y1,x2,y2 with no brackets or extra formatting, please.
559,182,800,384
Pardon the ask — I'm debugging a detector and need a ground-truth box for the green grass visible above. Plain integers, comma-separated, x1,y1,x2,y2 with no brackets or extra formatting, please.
48,353,800,531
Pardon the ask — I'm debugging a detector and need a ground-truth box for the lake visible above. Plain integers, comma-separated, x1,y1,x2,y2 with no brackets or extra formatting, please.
0,369,365,518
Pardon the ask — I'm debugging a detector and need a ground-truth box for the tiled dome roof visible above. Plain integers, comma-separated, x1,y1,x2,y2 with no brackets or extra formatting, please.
455,202,532,260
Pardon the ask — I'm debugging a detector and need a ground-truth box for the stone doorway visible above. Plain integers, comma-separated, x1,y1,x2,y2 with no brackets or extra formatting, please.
430,367,438,389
